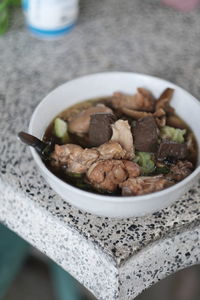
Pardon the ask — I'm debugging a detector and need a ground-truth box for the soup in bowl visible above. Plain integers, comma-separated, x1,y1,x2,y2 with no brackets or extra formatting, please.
29,72,200,218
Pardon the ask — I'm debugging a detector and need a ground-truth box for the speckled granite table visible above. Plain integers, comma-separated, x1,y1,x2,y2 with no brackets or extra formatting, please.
1,1,200,299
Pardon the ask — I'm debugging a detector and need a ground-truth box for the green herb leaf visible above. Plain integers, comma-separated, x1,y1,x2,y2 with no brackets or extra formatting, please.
66,171,82,178
154,167,170,175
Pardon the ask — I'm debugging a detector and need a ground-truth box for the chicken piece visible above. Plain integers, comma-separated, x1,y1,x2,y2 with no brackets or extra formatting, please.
51,144,99,173
120,175,173,196
166,160,193,182
111,120,135,159
111,88,155,112
87,160,140,192
155,88,175,114
123,160,141,178
51,144,83,166
68,104,113,135
51,141,129,173
98,141,127,160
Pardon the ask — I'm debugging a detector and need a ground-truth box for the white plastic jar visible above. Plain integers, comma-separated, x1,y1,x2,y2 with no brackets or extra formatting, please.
22,0,79,39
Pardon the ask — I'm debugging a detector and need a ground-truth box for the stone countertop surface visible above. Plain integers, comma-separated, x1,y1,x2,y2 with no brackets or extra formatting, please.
1,1,200,299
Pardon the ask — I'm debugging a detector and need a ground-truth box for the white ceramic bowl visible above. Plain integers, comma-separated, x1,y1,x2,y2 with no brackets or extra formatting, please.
29,72,200,218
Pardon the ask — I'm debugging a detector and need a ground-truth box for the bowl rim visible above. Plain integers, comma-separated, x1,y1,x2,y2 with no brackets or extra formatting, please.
29,71,200,203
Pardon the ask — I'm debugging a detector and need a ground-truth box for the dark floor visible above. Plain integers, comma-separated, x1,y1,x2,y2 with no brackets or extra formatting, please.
4,256,55,300
136,265,200,300
4,255,96,300
4,254,200,300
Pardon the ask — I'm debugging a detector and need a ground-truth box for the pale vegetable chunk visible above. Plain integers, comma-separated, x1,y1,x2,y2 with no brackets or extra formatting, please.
54,118,68,138
135,152,155,175
160,126,186,143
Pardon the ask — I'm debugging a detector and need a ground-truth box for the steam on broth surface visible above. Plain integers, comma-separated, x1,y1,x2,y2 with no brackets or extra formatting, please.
43,88,198,196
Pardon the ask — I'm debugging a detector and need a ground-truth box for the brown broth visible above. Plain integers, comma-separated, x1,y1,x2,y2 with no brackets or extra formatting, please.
43,97,198,195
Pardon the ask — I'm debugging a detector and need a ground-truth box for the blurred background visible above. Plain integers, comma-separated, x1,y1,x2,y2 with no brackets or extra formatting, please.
1,0,200,299
2,220,200,300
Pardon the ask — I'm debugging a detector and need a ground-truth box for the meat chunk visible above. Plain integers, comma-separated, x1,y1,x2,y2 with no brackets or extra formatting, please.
89,113,116,147
132,116,158,152
166,115,187,129
166,160,193,182
156,88,175,114
154,108,166,127
110,88,155,112
68,104,113,135
51,141,129,173
123,160,141,178
51,144,99,173
51,144,83,166
98,141,127,160
120,175,172,196
157,141,188,160
186,133,197,164
111,120,135,159
121,107,166,127
121,108,151,119
87,160,140,192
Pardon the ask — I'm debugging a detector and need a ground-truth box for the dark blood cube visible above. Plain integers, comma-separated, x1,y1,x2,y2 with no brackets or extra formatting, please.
157,141,188,160
89,113,116,147
132,116,158,152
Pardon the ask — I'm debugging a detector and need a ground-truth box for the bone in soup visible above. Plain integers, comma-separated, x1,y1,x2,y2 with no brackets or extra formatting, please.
43,87,198,196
